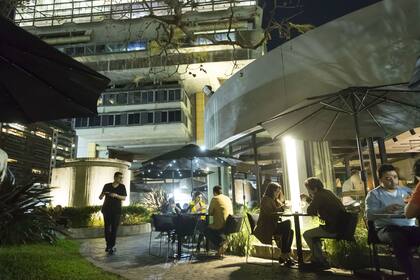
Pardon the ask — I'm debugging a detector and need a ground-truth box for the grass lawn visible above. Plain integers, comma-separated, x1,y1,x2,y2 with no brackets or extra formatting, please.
0,239,122,280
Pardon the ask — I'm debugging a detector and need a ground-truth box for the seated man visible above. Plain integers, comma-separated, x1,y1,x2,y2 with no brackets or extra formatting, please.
204,185,233,257
366,164,420,280
300,177,345,270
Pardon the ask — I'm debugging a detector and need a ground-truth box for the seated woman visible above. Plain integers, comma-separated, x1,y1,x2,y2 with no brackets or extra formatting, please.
254,182,295,266
405,158,420,218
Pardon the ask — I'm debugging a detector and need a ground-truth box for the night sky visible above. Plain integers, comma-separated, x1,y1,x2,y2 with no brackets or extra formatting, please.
260,0,382,50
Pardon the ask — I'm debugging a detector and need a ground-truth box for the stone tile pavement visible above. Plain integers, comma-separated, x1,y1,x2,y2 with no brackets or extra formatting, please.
79,233,363,280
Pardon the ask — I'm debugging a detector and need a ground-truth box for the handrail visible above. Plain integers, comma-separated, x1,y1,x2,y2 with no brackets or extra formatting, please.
16,0,257,27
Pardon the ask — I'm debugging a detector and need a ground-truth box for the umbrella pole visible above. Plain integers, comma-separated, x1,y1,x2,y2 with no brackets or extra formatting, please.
172,171,175,198
352,96,368,195
191,159,194,196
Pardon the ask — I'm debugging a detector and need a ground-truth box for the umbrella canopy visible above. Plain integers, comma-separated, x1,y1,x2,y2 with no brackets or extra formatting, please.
142,144,241,170
136,168,214,180
0,16,110,123
262,84,420,141
261,84,420,194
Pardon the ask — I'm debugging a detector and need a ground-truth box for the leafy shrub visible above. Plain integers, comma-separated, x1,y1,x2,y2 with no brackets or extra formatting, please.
226,206,259,256
0,181,56,246
60,205,152,228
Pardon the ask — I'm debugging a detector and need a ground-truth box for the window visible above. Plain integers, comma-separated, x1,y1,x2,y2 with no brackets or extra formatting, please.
114,114,127,126
140,112,154,124
175,89,181,100
127,41,146,51
155,90,167,102
75,117,88,127
116,92,127,104
128,91,141,104
161,111,167,122
168,110,181,122
103,94,116,105
141,91,148,103
101,115,114,126
168,89,181,101
155,111,168,123
147,91,154,103
88,116,101,127
128,113,140,124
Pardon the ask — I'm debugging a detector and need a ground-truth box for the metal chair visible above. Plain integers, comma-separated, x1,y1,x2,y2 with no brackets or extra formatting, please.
174,214,199,260
148,214,176,259
245,213,276,265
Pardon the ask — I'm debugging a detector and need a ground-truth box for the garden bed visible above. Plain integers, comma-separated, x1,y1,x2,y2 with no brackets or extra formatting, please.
67,223,151,239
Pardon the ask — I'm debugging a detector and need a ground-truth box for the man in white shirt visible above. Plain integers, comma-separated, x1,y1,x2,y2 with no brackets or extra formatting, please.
365,164,420,280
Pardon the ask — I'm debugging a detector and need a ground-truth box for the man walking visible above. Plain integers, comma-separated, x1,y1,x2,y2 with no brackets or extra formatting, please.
99,171,127,255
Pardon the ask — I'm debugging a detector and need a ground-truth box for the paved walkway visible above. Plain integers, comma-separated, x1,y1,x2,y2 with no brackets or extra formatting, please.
80,233,363,280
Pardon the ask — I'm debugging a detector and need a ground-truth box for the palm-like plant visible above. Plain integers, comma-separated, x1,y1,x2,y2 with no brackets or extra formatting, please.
0,178,56,245
141,189,168,212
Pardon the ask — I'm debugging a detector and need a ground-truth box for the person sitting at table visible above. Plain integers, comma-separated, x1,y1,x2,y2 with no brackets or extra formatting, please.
300,177,345,271
366,164,420,280
187,191,207,215
161,198,181,215
254,182,295,266
203,185,233,257
405,159,420,219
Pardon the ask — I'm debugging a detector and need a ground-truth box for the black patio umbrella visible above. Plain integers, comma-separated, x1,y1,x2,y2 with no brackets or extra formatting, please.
142,144,241,192
0,16,110,123
261,84,420,194
142,144,240,169
136,167,214,180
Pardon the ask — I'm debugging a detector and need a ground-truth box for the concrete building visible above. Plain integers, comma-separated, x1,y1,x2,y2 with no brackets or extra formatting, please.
16,0,265,162
0,120,76,185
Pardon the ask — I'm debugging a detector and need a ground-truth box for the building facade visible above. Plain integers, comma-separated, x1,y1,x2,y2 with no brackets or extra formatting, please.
16,0,265,162
0,121,76,185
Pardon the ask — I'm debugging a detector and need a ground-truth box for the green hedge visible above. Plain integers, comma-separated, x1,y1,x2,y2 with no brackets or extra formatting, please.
60,206,152,228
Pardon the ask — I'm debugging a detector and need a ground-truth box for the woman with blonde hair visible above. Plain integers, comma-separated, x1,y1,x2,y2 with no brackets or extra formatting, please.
254,182,295,266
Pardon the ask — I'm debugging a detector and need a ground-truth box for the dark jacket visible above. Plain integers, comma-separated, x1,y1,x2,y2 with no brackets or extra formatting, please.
254,196,284,244
307,188,345,232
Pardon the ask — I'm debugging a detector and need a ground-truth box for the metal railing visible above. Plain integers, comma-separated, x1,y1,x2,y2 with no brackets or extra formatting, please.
16,0,257,27
82,48,261,72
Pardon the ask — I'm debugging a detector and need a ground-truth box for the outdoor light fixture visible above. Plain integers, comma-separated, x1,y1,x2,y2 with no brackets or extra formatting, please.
410,129,416,135
283,136,301,213
392,137,398,143
203,85,214,96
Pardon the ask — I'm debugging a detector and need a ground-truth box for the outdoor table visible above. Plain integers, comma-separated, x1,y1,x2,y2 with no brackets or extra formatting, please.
174,213,209,260
275,212,311,265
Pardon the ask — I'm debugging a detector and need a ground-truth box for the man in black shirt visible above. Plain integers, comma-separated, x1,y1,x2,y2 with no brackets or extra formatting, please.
99,171,127,255
300,177,345,270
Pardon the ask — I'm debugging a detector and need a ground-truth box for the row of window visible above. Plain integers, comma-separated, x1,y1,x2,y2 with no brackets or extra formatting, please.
99,88,184,106
57,40,147,56
74,109,186,128
55,32,237,57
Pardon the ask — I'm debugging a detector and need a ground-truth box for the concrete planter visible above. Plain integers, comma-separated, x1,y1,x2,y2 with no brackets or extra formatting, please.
67,223,151,239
